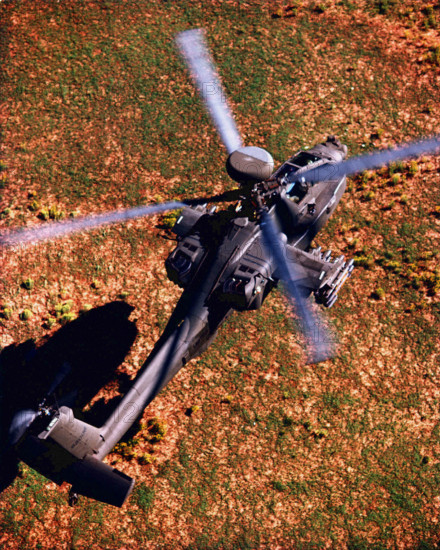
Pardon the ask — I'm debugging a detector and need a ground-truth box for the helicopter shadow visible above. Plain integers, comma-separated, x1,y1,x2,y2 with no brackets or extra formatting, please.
0,301,138,495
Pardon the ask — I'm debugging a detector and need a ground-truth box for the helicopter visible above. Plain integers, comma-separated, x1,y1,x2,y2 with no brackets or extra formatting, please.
1,29,439,508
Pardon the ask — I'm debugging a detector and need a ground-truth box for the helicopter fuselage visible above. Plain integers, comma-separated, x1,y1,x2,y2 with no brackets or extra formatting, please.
86,137,352,456
14,137,353,507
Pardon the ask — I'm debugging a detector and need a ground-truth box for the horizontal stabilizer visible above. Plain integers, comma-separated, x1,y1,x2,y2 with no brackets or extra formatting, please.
67,455,135,508
17,435,134,507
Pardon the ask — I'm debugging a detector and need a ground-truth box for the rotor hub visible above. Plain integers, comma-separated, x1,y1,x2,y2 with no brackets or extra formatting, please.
226,146,274,185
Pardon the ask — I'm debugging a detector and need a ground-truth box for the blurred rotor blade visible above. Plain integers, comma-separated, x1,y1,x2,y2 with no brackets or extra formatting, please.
290,134,440,184
0,188,244,250
176,28,243,154
0,201,186,249
45,362,72,399
8,409,37,446
260,209,334,364
188,187,243,205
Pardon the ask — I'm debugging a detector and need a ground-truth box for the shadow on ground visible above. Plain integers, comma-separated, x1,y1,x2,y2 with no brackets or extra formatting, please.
0,301,138,495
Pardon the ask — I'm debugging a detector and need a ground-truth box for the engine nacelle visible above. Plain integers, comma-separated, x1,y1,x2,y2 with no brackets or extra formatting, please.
223,273,268,310
166,233,207,288
222,249,273,311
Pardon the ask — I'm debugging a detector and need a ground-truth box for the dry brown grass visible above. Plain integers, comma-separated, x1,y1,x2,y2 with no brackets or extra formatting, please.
1,0,440,548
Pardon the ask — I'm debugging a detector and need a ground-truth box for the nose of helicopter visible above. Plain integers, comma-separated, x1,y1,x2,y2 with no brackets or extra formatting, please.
226,146,274,185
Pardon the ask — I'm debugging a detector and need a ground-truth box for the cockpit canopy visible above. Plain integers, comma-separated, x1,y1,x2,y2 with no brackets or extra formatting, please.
273,152,321,184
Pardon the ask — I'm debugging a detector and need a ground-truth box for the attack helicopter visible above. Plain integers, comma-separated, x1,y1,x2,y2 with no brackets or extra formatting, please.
1,29,439,508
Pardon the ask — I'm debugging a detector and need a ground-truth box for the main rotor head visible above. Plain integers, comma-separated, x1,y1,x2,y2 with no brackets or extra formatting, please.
226,146,274,185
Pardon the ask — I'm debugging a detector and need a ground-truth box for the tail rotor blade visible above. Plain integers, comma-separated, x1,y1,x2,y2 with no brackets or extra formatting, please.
0,201,186,249
176,28,243,155
260,210,334,364
294,134,440,184
8,409,38,446
45,362,72,398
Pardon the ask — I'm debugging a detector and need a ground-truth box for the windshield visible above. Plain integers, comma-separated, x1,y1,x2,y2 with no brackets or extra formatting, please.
291,152,321,167
274,152,321,183
275,162,298,181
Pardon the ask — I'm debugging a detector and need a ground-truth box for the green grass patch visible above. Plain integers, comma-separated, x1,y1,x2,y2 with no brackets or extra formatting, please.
1,0,439,548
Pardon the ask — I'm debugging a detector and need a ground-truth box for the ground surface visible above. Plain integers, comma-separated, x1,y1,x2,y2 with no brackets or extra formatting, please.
0,1,440,548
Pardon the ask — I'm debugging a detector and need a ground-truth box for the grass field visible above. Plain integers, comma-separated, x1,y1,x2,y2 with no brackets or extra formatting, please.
1,1,440,548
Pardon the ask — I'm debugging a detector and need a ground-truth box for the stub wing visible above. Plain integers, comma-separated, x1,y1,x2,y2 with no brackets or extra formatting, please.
275,246,354,309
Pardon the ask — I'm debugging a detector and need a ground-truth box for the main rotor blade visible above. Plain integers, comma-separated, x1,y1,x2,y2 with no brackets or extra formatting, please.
0,201,186,249
291,134,440,184
0,188,244,250
260,210,334,364
176,28,243,155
